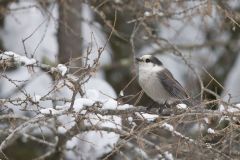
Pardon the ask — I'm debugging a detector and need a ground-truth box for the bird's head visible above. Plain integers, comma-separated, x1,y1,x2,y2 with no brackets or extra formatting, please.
135,55,164,72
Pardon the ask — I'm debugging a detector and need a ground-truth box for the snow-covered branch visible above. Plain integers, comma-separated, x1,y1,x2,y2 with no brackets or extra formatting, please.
1,0,240,159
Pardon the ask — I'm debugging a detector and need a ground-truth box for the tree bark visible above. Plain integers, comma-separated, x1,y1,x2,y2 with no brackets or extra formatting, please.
57,0,82,73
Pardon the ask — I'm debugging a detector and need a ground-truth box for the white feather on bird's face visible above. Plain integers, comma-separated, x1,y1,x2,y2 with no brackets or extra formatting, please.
136,55,164,73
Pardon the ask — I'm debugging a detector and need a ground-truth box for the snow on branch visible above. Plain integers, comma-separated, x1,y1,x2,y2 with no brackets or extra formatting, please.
1,0,240,159
0,51,71,79
1,50,240,159
1,51,37,66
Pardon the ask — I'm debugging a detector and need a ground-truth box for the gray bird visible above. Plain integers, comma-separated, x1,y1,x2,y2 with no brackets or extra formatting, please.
135,54,192,107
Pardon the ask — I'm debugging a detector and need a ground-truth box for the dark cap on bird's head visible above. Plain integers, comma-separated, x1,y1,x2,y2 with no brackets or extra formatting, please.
135,55,163,66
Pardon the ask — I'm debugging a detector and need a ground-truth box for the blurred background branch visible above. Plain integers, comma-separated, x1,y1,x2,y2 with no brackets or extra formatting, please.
1,0,240,159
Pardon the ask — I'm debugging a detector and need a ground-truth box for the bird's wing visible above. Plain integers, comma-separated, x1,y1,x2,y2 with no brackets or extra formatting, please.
158,69,189,100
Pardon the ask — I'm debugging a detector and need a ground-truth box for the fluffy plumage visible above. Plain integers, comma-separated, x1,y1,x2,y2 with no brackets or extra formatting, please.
136,55,192,106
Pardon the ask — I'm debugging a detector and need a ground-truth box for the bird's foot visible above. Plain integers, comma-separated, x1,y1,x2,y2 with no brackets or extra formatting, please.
146,101,159,111
158,101,171,115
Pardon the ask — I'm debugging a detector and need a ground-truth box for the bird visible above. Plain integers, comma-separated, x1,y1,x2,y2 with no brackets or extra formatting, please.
135,54,192,108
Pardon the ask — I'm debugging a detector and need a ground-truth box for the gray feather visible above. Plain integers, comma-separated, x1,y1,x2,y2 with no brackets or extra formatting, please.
158,69,192,105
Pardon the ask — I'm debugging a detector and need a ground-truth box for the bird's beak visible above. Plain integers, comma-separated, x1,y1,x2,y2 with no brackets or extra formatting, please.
135,57,142,63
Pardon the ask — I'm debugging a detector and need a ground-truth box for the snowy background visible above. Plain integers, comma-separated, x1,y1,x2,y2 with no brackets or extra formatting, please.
1,0,240,159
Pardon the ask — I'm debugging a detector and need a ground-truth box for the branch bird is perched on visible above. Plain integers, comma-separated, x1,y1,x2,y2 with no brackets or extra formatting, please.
135,55,192,108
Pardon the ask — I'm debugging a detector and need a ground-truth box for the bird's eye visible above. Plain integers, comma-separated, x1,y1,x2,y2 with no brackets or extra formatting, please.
145,58,150,63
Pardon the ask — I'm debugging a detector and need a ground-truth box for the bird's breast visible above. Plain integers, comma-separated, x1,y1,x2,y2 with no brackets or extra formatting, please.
138,70,170,104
